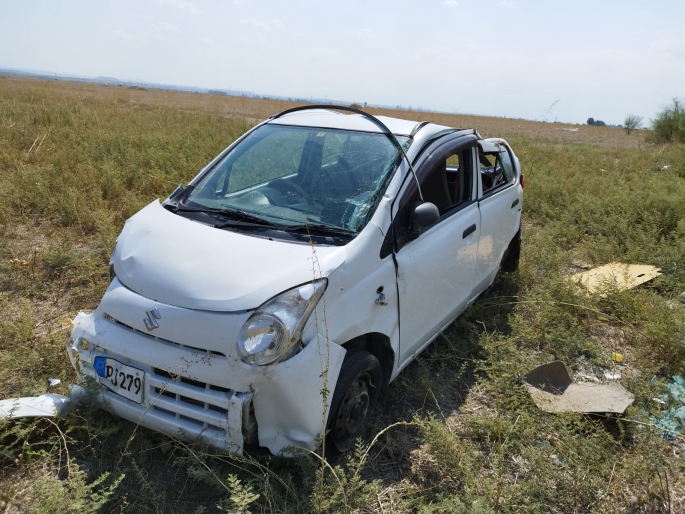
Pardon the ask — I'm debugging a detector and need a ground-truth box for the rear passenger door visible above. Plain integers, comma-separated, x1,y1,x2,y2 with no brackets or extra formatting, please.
392,135,481,368
474,141,522,293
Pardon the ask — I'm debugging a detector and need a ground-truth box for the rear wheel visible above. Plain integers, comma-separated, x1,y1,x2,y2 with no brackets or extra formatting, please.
326,350,382,454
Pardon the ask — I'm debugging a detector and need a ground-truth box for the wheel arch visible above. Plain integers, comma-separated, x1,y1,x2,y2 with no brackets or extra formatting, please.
341,332,395,389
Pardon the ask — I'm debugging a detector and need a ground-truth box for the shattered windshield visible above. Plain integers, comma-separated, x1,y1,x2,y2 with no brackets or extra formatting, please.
184,124,410,233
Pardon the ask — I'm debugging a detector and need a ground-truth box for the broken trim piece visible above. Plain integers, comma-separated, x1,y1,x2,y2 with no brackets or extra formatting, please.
0,394,74,419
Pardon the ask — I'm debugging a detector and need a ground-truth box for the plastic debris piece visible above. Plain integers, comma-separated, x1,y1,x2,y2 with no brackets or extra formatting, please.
611,352,624,363
47,378,61,387
523,361,634,414
0,394,74,419
649,375,685,439
579,374,600,383
679,292,685,304
604,371,621,381
566,263,661,296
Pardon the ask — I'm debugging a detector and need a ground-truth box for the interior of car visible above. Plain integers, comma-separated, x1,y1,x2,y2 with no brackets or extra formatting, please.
419,150,471,215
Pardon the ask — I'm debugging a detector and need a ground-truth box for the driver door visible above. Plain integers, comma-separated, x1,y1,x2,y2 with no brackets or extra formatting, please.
392,135,481,369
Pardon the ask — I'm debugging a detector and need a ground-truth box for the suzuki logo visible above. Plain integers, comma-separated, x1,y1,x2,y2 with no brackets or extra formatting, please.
144,308,161,331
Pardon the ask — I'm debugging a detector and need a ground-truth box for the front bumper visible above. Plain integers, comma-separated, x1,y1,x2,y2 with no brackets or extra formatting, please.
67,299,345,456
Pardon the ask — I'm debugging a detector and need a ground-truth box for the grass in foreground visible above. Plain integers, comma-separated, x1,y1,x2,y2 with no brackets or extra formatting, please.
0,76,684,512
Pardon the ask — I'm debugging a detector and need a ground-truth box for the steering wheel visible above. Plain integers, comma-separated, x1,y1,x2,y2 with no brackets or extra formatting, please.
325,157,359,189
268,178,314,204
336,157,353,173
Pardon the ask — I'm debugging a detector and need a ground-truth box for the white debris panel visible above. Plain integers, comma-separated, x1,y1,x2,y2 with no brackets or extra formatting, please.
0,394,74,419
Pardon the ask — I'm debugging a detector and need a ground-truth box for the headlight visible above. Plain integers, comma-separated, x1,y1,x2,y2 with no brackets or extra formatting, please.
237,279,327,365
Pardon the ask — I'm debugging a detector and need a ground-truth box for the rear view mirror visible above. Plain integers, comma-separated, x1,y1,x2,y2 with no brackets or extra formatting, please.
410,202,439,235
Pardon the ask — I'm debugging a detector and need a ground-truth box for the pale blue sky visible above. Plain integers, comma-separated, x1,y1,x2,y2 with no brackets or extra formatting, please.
1,0,683,124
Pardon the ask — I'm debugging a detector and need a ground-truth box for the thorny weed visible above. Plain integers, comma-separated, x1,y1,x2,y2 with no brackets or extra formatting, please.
306,221,339,511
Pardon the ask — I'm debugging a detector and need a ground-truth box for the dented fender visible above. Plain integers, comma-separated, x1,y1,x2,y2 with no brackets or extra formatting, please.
251,335,346,455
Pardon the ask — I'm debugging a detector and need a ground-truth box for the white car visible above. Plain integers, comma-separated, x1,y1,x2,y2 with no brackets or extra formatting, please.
67,106,523,456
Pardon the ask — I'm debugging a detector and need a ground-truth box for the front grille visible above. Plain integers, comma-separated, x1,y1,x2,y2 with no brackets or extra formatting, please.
95,314,258,445
146,367,257,444
148,368,235,435
153,368,231,393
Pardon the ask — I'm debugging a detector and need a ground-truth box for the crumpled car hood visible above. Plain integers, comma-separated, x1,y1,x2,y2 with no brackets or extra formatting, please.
111,201,345,311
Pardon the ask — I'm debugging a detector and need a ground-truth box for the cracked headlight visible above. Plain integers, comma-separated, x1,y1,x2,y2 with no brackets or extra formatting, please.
237,279,327,365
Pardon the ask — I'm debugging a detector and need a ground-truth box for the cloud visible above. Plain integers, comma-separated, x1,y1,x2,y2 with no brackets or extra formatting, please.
153,0,200,14
241,18,285,32
115,20,182,42
241,18,270,31
444,0,458,7
651,38,685,58
197,36,217,47
358,28,373,39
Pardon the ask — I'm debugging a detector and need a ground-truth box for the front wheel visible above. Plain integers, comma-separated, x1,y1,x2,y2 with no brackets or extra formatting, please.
326,350,382,454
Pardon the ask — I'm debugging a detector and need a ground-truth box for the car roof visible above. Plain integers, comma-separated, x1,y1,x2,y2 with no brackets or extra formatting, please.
267,108,455,139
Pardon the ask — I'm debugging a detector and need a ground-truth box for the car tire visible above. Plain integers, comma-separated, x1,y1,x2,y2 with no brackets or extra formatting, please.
326,350,382,454
501,227,521,272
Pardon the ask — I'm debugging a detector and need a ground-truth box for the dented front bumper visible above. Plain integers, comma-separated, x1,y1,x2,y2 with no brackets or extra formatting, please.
67,281,345,456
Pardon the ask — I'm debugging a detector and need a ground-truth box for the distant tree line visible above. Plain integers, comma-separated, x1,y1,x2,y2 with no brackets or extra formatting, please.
586,118,606,127
587,98,684,142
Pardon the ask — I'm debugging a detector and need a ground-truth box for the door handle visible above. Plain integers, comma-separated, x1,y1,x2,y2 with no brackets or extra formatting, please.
511,198,520,208
462,224,476,239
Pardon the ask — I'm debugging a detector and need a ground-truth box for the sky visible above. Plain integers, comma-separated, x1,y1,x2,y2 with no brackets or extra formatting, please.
1,0,684,125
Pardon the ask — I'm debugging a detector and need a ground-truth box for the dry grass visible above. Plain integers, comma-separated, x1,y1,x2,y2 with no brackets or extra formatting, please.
6,76,646,149
1,75,684,512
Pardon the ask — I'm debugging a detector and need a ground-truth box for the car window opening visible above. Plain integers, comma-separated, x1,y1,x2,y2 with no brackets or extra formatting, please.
480,147,515,193
420,149,472,215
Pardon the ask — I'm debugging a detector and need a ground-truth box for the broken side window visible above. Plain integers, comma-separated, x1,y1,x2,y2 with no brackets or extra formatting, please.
479,147,515,194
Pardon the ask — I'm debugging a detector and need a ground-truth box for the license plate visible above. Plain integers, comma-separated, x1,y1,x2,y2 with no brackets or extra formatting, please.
93,357,144,403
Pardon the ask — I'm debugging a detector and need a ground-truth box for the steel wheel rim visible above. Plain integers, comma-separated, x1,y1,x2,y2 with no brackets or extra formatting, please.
333,375,370,445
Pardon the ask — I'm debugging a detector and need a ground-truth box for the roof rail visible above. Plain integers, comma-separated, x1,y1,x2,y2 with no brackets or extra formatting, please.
409,121,429,137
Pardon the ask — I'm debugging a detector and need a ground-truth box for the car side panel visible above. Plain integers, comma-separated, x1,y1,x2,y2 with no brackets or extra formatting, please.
474,146,523,293
395,202,481,369
302,197,401,379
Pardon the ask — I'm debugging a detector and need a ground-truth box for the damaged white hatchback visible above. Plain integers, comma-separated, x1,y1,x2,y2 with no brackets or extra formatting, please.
67,106,523,455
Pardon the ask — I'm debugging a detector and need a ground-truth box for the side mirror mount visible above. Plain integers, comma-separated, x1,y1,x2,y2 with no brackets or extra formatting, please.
410,202,439,235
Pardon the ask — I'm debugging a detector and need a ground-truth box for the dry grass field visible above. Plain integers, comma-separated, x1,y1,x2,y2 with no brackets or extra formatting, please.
9,76,647,148
1,76,684,513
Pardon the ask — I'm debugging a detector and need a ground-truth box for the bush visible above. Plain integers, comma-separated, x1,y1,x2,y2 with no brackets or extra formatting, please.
650,98,685,143
624,114,643,134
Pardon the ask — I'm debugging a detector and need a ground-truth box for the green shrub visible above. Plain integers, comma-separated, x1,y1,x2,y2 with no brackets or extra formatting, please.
650,98,685,143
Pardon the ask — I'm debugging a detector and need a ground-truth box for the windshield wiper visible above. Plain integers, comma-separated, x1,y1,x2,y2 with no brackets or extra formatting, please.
287,221,357,238
175,205,275,228
175,205,355,237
